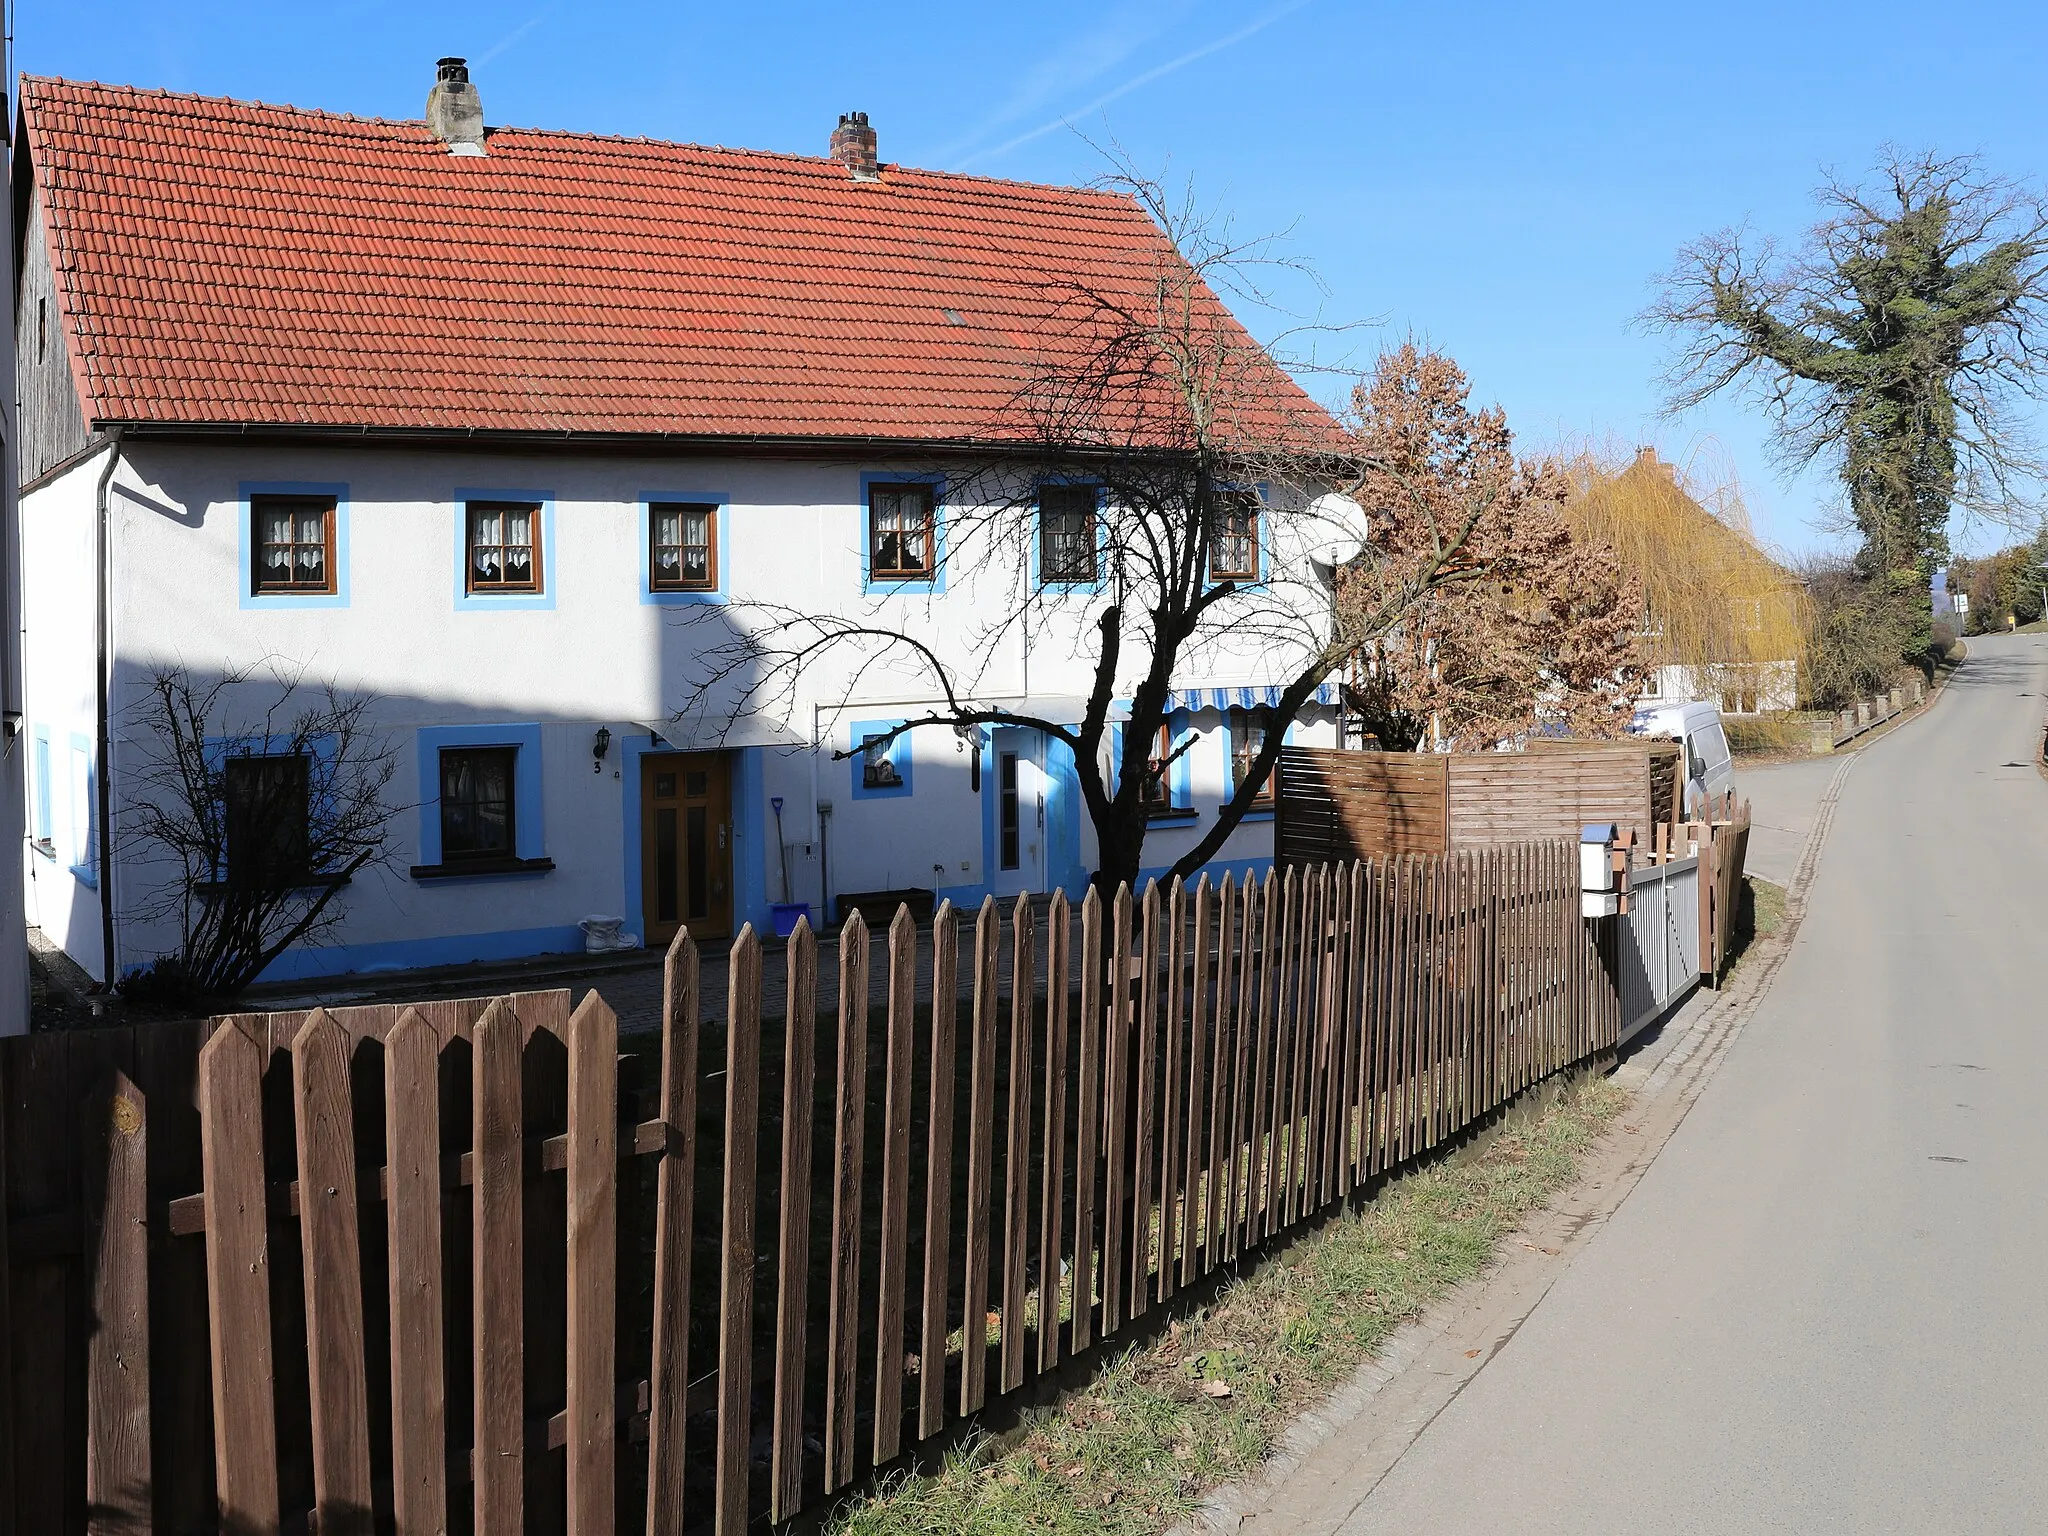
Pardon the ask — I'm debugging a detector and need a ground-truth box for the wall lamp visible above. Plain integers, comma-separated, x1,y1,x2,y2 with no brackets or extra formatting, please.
593,725,612,772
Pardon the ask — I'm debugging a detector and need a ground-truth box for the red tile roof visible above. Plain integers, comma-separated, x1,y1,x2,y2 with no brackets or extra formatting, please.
22,76,1338,450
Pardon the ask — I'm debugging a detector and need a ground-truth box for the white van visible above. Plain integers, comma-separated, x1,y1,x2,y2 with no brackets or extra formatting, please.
1629,700,1736,817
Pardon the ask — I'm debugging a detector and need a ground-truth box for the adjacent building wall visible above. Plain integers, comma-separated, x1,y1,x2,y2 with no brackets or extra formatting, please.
15,182,91,486
19,452,105,980
0,133,30,1029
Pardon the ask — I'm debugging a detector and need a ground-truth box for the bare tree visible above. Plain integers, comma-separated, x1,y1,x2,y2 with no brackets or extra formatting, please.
1650,149,2048,654
119,661,402,998
673,174,1497,894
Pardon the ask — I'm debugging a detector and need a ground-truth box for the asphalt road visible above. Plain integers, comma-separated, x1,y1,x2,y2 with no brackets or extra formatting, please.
1736,750,1845,889
1331,633,2048,1535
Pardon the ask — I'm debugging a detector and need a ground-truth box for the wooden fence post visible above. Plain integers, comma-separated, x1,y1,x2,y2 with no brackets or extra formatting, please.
384,1010,445,1536
1157,877,1184,1305
564,992,619,1536
875,908,917,1457
471,999,524,1535
717,927,764,1532
960,899,999,1413
1100,885,1131,1332
918,904,959,1439
646,931,701,1536
824,913,869,1490
1039,890,1072,1373
1001,894,1035,1388
82,1069,151,1532
1070,889,1102,1355
1131,881,1161,1317
773,919,819,1518
199,1020,278,1535
293,1011,374,1536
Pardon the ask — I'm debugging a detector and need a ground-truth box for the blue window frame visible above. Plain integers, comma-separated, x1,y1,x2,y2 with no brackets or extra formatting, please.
31,727,53,856
860,472,946,594
1033,479,1107,593
640,491,731,605
414,724,549,872
67,733,97,886
454,488,556,611
849,717,914,800
239,481,350,610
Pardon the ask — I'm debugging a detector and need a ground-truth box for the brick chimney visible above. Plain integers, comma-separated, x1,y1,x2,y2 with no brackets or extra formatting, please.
427,57,486,156
829,111,880,180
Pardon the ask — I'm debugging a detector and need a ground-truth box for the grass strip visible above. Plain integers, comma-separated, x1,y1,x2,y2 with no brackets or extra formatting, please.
835,1073,1627,1536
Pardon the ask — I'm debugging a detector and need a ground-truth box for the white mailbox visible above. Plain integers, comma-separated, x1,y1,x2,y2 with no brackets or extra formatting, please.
1579,822,1620,918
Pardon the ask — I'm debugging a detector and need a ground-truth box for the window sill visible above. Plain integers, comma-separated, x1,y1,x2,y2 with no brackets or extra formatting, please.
862,575,943,597
196,873,354,896
68,863,99,889
1145,809,1199,826
410,856,556,881
31,838,55,860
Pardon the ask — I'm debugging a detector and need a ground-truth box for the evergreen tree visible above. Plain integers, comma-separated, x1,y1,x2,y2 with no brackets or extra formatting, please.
1653,152,2048,657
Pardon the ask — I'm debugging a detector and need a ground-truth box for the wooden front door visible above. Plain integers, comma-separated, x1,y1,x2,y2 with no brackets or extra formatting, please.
640,752,732,943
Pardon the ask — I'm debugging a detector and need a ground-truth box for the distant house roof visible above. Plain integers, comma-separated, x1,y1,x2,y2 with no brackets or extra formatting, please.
19,76,1336,452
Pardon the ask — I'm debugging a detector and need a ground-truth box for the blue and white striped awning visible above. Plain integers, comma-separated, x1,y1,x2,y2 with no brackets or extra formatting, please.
1165,682,1337,713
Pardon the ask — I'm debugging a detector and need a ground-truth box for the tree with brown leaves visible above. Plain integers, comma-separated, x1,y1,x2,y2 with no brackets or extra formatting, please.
1338,345,1644,751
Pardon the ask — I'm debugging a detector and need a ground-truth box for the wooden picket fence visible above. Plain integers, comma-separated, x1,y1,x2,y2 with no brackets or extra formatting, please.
1697,793,1753,984
0,847,1619,1534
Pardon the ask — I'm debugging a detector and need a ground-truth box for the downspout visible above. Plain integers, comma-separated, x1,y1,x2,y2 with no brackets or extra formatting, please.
93,427,125,986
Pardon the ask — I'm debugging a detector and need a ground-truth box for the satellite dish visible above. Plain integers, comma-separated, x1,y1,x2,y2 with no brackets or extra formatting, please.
1307,539,1367,584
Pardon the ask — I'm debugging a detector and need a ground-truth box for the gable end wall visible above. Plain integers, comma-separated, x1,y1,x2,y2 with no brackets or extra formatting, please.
16,181,90,484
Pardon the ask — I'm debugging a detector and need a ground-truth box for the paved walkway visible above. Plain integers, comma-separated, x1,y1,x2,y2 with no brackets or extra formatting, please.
1246,636,2048,1532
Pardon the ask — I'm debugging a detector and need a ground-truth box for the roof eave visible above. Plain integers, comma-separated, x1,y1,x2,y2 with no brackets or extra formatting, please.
96,418,1218,465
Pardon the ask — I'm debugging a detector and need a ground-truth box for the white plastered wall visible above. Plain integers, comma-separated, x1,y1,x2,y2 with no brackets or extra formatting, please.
76,441,1338,979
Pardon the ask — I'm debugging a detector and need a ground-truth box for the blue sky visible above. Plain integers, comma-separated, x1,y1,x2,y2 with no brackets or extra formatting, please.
25,2,2048,556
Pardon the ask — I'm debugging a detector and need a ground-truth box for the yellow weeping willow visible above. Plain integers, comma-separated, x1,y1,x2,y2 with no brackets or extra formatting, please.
1565,448,1811,710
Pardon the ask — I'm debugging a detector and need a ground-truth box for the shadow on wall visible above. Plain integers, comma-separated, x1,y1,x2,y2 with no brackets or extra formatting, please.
94,655,1137,991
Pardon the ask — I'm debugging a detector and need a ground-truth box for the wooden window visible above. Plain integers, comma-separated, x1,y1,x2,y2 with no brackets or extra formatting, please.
251,495,336,594
1229,706,1274,804
224,753,311,888
1208,490,1260,581
466,502,543,593
1039,483,1098,584
999,750,1021,868
440,746,517,860
1139,723,1174,814
651,502,718,591
861,733,903,790
30,732,52,857
869,483,936,581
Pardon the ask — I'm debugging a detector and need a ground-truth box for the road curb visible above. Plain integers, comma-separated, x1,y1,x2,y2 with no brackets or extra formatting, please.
1181,753,1860,1535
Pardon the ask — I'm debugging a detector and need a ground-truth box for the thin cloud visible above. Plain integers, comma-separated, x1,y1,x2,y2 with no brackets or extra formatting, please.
960,0,1314,168
938,2,1194,161
476,14,546,66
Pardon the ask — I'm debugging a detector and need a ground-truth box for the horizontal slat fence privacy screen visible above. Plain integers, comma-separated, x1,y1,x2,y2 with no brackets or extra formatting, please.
1277,743,1684,866
0,849,1624,1534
